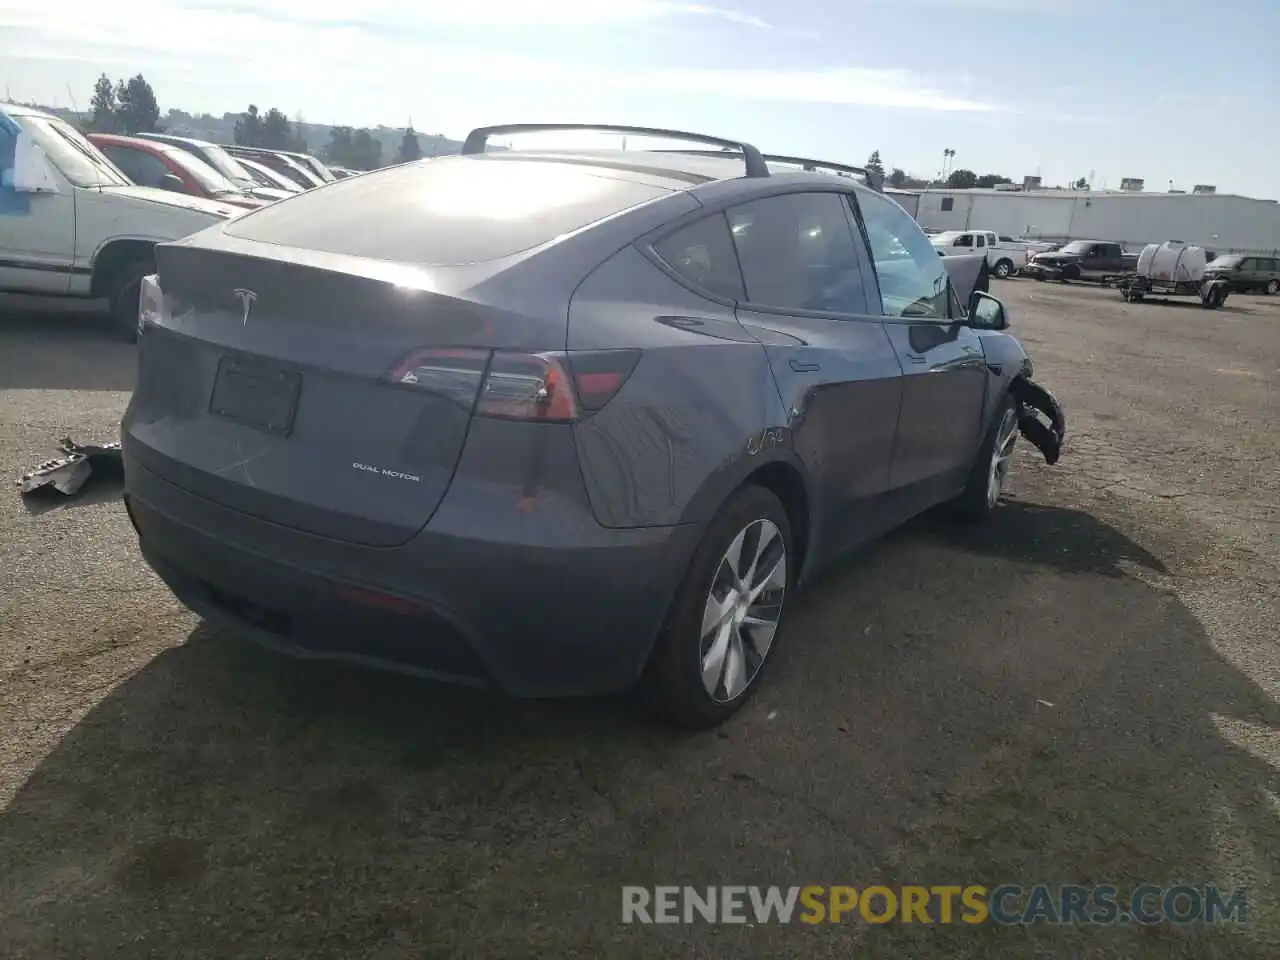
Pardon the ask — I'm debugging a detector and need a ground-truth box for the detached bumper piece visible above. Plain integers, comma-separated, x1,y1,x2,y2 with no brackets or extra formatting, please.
17,437,123,498
1009,378,1066,466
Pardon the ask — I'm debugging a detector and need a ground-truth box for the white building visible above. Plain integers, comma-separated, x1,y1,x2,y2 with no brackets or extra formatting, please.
901,188,1280,255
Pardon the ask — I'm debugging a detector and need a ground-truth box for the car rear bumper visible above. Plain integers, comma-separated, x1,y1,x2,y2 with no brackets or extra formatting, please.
124,457,700,697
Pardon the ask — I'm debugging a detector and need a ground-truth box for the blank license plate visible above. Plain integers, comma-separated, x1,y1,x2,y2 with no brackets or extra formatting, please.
209,357,302,435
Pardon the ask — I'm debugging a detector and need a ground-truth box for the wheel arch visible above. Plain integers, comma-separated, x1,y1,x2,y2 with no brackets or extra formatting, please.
676,448,816,586
89,238,158,297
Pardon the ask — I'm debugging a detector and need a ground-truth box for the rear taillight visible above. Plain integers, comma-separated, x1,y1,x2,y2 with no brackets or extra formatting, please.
385,348,640,422
138,274,167,335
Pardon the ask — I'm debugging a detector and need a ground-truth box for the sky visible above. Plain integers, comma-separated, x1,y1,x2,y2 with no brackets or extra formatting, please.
1,0,1277,198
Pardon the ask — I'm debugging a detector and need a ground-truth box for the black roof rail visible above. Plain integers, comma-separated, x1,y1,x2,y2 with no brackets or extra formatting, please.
651,148,885,192
461,123,771,179
761,153,885,192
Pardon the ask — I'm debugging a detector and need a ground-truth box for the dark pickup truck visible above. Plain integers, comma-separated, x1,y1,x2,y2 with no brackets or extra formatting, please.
1023,240,1138,283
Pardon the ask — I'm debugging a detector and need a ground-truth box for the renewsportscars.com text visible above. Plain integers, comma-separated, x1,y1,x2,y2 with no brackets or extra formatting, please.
622,885,1249,926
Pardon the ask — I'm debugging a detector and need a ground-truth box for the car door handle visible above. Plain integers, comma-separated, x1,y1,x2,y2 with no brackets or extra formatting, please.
903,353,929,364
789,359,821,372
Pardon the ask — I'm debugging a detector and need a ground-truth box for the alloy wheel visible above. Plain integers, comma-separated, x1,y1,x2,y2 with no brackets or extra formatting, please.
987,408,1019,507
699,519,787,703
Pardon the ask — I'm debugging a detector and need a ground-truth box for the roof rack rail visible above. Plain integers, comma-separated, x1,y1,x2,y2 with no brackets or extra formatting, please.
761,153,884,192
651,148,885,192
460,124,771,179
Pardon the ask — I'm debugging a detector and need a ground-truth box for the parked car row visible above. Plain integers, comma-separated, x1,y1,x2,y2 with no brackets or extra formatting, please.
2,102,249,331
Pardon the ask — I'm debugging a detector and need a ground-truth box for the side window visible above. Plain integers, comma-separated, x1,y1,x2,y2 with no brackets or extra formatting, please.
975,234,986,248
954,234,973,248
131,151,176,189
102,146,142,183
652,212,746,301
0,124,15,185
726,192,872,315
855,189,951,320
1239,258,1257,272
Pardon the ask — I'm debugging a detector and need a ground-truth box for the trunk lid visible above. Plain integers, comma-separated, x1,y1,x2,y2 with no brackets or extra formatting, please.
128,243,549,547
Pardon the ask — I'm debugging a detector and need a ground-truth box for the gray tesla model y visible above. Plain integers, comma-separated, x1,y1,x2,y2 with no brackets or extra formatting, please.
122,124,1065,728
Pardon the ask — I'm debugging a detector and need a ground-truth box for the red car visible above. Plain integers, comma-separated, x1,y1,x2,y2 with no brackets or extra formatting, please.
87,133,269,210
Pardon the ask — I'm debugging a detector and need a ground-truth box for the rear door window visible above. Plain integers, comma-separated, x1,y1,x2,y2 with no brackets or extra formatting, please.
725,192,872,315
652,213,745,301
225,156,673,265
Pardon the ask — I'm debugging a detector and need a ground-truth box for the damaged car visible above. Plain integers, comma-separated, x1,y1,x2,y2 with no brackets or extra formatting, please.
120,123,1065,729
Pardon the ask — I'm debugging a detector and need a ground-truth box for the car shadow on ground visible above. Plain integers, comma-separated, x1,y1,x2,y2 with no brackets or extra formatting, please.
1,501,1278,959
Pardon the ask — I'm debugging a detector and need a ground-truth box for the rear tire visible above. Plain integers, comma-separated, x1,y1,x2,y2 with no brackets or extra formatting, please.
993,259,1014,279
951,395,1018,524
107,258,155,343
645,485,793,730
1266,279,1279,296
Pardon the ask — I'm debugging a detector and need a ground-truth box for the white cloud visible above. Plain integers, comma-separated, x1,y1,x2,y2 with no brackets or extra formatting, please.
0,0,991,114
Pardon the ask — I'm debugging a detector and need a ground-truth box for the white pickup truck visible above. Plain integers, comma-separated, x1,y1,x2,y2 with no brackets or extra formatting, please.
929,230,1035,279
1,102,244,337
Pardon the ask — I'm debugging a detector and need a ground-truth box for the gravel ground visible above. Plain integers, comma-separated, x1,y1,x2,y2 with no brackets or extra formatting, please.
1,281,1278,959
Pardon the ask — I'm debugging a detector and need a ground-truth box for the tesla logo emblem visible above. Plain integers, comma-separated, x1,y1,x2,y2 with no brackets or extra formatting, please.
233,288,258,326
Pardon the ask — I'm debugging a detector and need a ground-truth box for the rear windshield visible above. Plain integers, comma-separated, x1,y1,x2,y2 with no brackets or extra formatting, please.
1210,254,1243,268
225,156,673,265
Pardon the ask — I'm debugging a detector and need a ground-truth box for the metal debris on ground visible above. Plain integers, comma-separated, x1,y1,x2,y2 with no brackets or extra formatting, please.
16,437,123,498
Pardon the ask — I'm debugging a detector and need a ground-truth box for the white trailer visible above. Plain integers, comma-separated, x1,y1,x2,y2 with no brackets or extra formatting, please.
912,188,1280,256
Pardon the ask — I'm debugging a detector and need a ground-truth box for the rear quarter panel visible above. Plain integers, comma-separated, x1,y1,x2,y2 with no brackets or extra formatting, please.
567,243,788,529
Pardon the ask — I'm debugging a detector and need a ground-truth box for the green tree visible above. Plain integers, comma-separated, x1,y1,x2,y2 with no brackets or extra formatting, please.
88,74,120,132
325,126,355,166
1073,177,1090,190
865,150,885,181
888,167,907,188
946,168,978,189
261,108,295,150
975,173,1013,188
351,129,382,170
235,105,264,146
398,126,422,163
115,74,160,133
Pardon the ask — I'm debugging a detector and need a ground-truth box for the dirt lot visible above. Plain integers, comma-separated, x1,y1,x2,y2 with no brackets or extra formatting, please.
2,281,1278,959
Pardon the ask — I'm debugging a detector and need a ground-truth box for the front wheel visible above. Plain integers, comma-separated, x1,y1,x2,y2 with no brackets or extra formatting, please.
645,485,792,729
951,396,1019,523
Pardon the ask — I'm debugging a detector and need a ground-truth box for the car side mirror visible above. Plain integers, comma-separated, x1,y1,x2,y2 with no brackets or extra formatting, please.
12,132,61,194
160,173,185,192
967,291,1008,330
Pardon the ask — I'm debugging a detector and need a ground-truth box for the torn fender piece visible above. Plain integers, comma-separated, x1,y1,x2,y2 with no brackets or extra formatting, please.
1009,377,1066,465
16,436,124,498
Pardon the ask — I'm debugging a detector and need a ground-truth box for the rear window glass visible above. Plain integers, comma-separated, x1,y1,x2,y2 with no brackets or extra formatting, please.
225,156,672,265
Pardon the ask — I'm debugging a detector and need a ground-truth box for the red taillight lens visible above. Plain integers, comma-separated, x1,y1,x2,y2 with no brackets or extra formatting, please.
567,349,641,412
138,273,167,335
385,348,640,422
477,352,578,421
386,348,490,410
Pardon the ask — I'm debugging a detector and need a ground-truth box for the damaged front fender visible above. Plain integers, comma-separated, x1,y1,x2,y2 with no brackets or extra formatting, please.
1009,377,1066,465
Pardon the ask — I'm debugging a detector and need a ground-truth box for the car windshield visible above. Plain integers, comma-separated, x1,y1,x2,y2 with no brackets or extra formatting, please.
195,143,257,187
1210,254,1243,268
25,117,131,188
1061,241,1093,255
160,146,241,194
